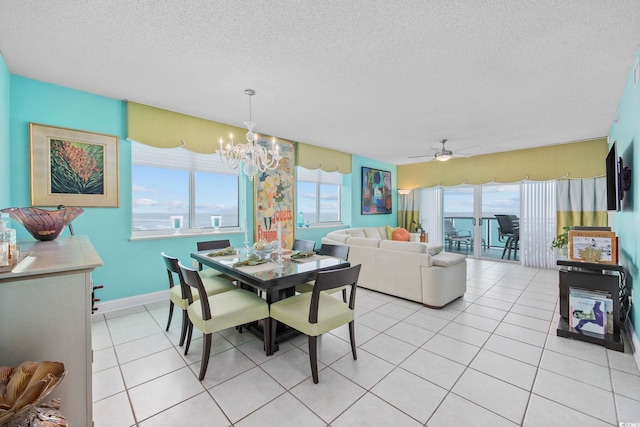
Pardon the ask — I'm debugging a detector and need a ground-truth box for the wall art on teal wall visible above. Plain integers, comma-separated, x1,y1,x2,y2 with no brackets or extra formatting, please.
30,123,120,207
361,166,392,214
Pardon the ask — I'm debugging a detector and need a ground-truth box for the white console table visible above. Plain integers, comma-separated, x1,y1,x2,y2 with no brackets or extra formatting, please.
0,236,103,426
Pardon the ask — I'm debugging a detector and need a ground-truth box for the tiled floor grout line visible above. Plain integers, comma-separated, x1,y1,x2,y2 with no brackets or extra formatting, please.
91,260,640,426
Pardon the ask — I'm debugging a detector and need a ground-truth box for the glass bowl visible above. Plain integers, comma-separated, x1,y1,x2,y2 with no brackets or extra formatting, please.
252,241,278,259
1,207,84,241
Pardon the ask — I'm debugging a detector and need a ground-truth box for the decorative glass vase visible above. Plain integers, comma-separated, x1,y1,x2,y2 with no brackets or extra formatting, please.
0,207,84,241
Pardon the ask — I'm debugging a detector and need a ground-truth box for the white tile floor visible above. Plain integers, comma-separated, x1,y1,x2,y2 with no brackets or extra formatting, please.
92,259,640,426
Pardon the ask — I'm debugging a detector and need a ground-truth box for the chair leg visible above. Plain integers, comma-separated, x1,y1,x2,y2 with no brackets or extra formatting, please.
342,288,347,303
308,335,319,384
262,317,271,356
198,333,212,381
165,301,174,331
269,318,277,357
348,321,357,360
178,310,188,347
184,321,194,355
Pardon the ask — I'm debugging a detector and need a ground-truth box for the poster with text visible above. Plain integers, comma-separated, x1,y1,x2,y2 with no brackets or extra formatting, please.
254,137,295,249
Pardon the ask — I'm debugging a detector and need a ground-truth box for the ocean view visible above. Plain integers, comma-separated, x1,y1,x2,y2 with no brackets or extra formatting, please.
132,213,239,231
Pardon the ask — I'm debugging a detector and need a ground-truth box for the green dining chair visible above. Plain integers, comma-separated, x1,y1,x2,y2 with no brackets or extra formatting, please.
196,239,233,280
270,264,361,383
179,262,271,381
295,244,350,302
162,253,236,347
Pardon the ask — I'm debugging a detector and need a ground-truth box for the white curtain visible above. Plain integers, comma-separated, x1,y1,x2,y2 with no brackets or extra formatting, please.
419,187,443,246
520,180,557,269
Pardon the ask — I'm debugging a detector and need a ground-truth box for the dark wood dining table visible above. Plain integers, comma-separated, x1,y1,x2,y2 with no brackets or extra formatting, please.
191,249,350,354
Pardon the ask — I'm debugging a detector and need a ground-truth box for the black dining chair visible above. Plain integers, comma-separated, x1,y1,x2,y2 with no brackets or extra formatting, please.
179,262,270,380
196,239,232,280
292,239,316,252
295,244,350,302
270,264,361,383
270,264,361,384
162,252,236,346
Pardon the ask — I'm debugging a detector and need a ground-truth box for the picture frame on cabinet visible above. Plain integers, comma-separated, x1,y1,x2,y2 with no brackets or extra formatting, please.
29,123,120,207
568,230,617,264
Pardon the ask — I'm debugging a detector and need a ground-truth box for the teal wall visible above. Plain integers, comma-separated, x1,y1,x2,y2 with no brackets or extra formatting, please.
5,68,397,302
0,56,9,208
608,47,640,341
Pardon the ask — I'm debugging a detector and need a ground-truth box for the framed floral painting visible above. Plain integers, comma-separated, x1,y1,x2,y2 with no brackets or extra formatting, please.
30,123,119,207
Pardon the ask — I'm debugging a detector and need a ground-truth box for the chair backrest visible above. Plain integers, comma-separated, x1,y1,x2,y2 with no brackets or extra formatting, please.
178,262,211,319
162,252,191,300
444,219,460,237
495,215,516,235
317,243,349,260
197,239,232,251
309,264,362,322
196,240,232,270
292,239,316,252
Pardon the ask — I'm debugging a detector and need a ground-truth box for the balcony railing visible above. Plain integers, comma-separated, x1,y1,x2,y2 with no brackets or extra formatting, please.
445,216,518,251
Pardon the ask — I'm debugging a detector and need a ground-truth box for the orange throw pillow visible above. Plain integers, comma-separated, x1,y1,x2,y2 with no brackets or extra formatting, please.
391,227,410,241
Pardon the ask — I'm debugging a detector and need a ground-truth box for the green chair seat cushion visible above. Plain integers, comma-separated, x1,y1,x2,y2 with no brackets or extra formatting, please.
270,292,354,336
169,276,236,309
199,268,223,279
295,281,314,294
199,268,236,282
187,289,269,334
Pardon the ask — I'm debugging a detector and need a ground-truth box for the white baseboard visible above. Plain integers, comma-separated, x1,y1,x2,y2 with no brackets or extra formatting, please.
95,290,168,314
625,317,640,371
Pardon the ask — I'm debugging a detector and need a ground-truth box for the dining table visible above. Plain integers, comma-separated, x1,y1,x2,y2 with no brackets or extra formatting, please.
191,248,350,355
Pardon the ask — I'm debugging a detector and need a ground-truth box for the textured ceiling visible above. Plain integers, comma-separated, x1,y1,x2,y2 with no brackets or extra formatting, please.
1,1,639,165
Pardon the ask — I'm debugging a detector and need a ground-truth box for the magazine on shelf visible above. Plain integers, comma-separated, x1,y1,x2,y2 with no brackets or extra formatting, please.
570,288,613,334
569,288,612,335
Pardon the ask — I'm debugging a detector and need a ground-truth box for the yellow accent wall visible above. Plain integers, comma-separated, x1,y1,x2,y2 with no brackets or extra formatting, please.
398,139,607,189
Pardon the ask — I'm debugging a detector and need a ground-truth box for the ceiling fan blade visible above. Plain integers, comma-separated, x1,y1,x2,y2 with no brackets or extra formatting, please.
408,153,435,159
457,144,481,154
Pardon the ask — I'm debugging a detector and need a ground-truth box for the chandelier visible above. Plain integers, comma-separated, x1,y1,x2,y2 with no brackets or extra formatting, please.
217,89,282,180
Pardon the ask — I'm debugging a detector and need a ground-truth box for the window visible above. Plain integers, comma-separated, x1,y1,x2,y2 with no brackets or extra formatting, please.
131,141,239,235
296,167,342,225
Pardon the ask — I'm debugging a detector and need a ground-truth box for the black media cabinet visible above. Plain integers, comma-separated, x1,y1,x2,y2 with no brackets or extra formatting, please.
556,259,627,352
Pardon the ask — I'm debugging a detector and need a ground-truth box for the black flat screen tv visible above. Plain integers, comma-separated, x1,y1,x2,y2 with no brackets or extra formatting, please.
606,141,621,211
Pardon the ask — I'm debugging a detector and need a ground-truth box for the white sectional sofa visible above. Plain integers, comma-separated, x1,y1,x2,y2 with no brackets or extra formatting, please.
322,226,467,308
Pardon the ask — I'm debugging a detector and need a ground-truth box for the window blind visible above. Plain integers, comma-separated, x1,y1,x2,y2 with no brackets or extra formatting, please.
296,166,343,185
131,140,239,175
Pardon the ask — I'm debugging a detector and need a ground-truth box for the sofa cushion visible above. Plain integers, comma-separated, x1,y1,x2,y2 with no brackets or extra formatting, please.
347,228,366,238
325,231,350,244
391,227,410,241
379,240,427,253
361,227,382,239
432,251,466,267
385,225,399,239
346,236,381,248
426,245,444,256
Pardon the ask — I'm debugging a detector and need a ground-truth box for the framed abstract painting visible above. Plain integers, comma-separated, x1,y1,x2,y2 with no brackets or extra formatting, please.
361,166,392,214
30,123,119,207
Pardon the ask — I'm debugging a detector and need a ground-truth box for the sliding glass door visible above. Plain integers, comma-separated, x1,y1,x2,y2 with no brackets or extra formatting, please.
442,184,521,260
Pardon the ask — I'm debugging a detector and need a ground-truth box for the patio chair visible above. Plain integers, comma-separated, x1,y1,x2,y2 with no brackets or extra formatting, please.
444,219,472,251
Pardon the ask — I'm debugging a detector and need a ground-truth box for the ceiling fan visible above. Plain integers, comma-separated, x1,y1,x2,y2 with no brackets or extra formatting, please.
408,139,478,162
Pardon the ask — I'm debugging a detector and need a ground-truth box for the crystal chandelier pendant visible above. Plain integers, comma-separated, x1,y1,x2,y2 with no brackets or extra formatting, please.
217,89,281,179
